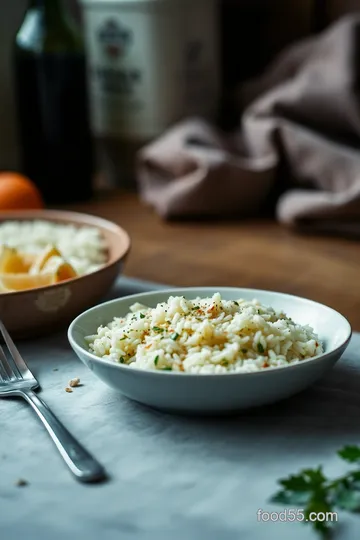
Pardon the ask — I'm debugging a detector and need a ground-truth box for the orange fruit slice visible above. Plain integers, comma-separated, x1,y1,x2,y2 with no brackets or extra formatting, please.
30,245,62,275
19,252,37,270
0,246,29,274
0,272,56,291
41,255,77,282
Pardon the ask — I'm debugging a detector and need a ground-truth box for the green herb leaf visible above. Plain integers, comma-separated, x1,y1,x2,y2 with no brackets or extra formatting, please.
153,327,164,333
348,470,360,490
154,356,159,366
257,343,265,354
302,467,327,487
171,332,179,341
333,486,360,511
161,366,172,371
278,474,311,492
279,469,325,492
139,313,145,319
193,306,200,310
233,301,239,306
271,460,346,537
338,445,360,463
120,336,127,341
271,489,311,506
119,357,126,364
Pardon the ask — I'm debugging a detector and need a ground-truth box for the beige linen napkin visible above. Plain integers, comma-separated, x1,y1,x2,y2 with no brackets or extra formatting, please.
137,15,360,236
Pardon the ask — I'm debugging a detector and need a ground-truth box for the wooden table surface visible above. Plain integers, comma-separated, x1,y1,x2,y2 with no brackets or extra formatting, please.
67,191,360,331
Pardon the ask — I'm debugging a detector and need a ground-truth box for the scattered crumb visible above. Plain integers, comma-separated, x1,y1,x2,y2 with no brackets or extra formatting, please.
15,479,28,487
69,377,81,388
65,387,73,393
53,368,59,372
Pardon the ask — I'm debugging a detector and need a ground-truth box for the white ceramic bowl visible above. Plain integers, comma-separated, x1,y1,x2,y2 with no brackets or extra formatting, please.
68,288,352,415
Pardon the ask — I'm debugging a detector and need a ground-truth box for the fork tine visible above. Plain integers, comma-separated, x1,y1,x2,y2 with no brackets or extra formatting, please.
0,343,17,380
0,350,10,381
0,320,32,380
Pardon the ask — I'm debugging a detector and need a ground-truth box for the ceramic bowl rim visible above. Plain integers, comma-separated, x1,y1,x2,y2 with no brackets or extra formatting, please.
68,287,352,379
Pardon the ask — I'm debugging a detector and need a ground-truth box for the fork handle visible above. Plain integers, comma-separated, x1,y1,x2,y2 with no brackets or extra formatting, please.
20,390,106,483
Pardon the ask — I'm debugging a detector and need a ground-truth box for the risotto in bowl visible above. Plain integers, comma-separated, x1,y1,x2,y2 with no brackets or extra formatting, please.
68,287,351,414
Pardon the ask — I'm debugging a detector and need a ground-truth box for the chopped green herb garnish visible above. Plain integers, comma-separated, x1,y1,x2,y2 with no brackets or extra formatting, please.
193,306,200,310
170,332,179,341
153,327,164,333
241,348,248,354
221,360,229,367
161,366,172,371
234,301,239,306
271,444,360,536
139,313,145,319
119,357,126,364
154,355,159,366
120,336,127,341
257,343,265,354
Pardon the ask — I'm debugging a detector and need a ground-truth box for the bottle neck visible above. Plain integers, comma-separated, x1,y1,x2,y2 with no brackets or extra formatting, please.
47,0,66,27
29,0,67,26
29,0,67,27
16,0,81,54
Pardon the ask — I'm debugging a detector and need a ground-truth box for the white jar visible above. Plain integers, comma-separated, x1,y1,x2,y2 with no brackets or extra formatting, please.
82,0,220,138
81,0,220,187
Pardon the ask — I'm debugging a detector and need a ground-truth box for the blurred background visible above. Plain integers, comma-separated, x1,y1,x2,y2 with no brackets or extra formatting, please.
1,0,360,203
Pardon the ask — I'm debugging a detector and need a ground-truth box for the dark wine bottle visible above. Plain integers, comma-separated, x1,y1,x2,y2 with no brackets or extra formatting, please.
13,0,94,204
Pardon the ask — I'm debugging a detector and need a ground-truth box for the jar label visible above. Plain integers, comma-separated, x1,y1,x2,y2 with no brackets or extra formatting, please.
83,1,219,139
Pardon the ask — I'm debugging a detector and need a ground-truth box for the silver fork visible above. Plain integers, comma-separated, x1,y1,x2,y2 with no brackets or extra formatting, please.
0,320,106,483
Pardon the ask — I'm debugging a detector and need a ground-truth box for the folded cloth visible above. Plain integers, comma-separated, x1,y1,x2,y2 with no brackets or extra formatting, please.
137,15,360,236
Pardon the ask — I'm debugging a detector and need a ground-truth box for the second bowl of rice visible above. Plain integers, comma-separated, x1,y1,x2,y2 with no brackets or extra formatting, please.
0,209,130,338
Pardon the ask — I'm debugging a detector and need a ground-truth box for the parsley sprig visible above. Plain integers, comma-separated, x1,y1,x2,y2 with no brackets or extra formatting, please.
271,445,360,536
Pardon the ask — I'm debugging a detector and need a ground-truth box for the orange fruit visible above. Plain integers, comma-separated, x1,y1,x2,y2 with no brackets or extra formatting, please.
41,255,77,282
0,246,28,274
30,244,62,274
0,172,44,210
19,252,37,270
0,246,38,274
0,272,56,291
